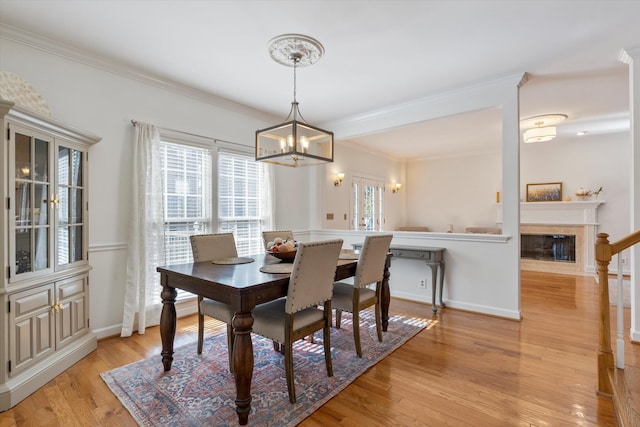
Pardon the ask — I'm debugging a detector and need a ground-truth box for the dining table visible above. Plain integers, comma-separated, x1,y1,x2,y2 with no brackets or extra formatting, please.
157,250,392,425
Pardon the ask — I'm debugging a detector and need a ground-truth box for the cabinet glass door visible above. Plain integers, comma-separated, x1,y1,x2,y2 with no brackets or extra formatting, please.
57,146,84,266
13,131,51,276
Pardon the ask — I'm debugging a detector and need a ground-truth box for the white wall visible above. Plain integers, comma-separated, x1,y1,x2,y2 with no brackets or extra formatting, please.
399,130,630,245
309,229,518,319
406,151,502,233
320,141,404,231
521,131,630,243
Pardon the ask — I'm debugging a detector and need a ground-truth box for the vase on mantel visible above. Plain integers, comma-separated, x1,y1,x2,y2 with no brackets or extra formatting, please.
575,187,592,201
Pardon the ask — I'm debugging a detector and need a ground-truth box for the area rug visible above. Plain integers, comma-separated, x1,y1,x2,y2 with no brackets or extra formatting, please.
101,310,430,426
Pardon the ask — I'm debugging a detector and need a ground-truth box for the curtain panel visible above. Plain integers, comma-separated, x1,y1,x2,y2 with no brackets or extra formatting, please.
121,122,164,336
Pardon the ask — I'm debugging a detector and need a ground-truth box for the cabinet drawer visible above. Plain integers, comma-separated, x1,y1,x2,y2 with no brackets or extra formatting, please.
56,276,86,300
11,286,54,317
391,249,432,260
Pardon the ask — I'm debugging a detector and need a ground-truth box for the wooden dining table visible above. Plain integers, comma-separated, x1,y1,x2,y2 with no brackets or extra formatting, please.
156,250,392,425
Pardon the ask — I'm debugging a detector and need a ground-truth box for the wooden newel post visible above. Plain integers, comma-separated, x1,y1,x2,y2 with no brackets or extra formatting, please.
594,232,614,395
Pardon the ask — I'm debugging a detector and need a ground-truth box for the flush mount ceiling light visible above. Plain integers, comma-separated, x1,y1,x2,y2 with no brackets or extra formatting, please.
255,34,334,167
521,114,567,143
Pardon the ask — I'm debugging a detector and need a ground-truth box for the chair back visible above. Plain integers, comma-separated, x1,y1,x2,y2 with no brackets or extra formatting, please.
262,230,294,249
354,234,393,289
285,239,343,314
190,233,238,261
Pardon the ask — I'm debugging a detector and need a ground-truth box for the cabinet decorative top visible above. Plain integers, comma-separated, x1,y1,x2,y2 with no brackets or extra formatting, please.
0,72,52,117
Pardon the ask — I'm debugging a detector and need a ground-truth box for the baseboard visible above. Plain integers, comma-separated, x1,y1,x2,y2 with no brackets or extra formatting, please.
94,299,199,340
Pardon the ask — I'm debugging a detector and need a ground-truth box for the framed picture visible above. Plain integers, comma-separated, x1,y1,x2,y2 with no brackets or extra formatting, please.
526,182,562,202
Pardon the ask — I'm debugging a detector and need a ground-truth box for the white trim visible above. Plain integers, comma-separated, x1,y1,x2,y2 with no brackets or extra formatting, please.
88,243,127,253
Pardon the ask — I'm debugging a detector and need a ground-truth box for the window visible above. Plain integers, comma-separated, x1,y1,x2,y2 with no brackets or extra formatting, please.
159,141,268,266
160,140,212,266
217,151,266,256
351,175,385,231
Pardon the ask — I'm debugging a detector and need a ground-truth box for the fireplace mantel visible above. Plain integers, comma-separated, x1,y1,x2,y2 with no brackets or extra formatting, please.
496,200,604,225
496,201,604,275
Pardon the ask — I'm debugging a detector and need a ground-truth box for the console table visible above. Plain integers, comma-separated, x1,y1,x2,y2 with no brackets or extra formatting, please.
352,244,446,313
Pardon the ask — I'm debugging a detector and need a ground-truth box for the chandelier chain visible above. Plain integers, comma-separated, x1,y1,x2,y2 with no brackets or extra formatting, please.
293,58,297,103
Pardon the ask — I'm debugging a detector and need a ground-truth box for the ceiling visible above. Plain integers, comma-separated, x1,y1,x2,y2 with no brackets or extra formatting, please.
0,0,638,160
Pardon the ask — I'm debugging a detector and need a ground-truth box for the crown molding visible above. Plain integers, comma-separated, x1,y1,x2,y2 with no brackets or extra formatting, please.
322,72,526,140
0,24,280,123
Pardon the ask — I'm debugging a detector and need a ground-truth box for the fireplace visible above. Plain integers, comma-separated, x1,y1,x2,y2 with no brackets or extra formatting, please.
497,200,603,275
521,233,576,262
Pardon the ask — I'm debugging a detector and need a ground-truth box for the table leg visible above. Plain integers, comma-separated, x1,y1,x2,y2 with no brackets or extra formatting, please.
233,311,254,425
439,261,446,308
381,253,392,331
429,263,438,313
160,275,177,371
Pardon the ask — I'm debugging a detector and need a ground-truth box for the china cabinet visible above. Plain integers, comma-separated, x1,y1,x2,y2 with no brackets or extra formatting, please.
0,99,100,411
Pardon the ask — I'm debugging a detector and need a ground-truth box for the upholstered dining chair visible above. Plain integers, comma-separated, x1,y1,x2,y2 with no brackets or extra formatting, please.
332,234,393,357
189,232,238,369
251,239,343,403
262,229,294,249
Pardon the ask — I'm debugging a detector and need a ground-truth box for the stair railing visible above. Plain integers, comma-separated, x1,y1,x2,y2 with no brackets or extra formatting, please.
594,231,640,395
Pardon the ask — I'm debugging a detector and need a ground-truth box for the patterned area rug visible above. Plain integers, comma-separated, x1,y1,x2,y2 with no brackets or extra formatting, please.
101,310,430,426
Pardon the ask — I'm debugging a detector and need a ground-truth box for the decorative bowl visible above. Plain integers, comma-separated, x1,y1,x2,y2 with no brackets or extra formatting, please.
267,249,297,262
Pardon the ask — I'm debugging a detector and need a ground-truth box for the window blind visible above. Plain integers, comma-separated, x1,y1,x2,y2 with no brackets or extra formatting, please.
160,140,212,266
218,151,265,256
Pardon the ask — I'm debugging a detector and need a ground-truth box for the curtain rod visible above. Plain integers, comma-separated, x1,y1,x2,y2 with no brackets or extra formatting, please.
130,119,247,148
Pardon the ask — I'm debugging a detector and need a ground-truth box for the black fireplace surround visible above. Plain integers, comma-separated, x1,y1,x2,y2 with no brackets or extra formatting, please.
521,234,576,263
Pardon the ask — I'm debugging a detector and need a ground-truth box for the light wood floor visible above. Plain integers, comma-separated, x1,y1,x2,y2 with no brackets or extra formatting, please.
1,271,636,426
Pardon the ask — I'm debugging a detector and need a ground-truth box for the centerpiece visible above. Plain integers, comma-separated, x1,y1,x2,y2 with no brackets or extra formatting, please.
266,237,297,262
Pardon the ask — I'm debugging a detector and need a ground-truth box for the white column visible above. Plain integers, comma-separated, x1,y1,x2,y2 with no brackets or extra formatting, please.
620,45,640,342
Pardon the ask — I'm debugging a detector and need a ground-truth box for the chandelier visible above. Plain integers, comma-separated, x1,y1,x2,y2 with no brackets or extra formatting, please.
255,34,334,167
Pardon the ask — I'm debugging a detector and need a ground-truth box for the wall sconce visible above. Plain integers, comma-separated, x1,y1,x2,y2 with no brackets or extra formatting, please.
334,173,345,187
392,183,401,193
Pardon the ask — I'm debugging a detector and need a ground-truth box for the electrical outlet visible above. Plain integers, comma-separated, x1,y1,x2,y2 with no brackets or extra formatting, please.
622,258,628,265
419,280,425,289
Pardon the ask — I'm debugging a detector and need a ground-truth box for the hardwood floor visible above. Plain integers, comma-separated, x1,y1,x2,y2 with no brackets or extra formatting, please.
0,271,633,426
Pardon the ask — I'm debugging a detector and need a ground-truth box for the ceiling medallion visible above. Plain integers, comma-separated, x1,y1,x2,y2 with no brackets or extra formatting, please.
267,34,325,67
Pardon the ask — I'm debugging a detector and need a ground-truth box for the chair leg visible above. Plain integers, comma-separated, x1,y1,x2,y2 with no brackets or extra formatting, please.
323,319,333,377
375,301,383,342
284,341,296,403
197,296,204,355
353,311,362,358
335,309,342,328
226,324,235,373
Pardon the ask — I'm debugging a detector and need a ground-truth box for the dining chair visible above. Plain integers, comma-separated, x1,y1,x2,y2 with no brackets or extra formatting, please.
189,232,238,370
251,239,343,403
262,229,294,249
332,234,393,357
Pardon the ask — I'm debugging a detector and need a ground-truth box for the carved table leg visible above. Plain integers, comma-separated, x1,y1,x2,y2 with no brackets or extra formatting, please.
233,311,254,425
381,254,392,332
160,275,177,371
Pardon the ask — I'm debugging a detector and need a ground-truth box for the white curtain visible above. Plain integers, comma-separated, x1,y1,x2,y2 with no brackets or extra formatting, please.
121,122,165,337
261,163,276,231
